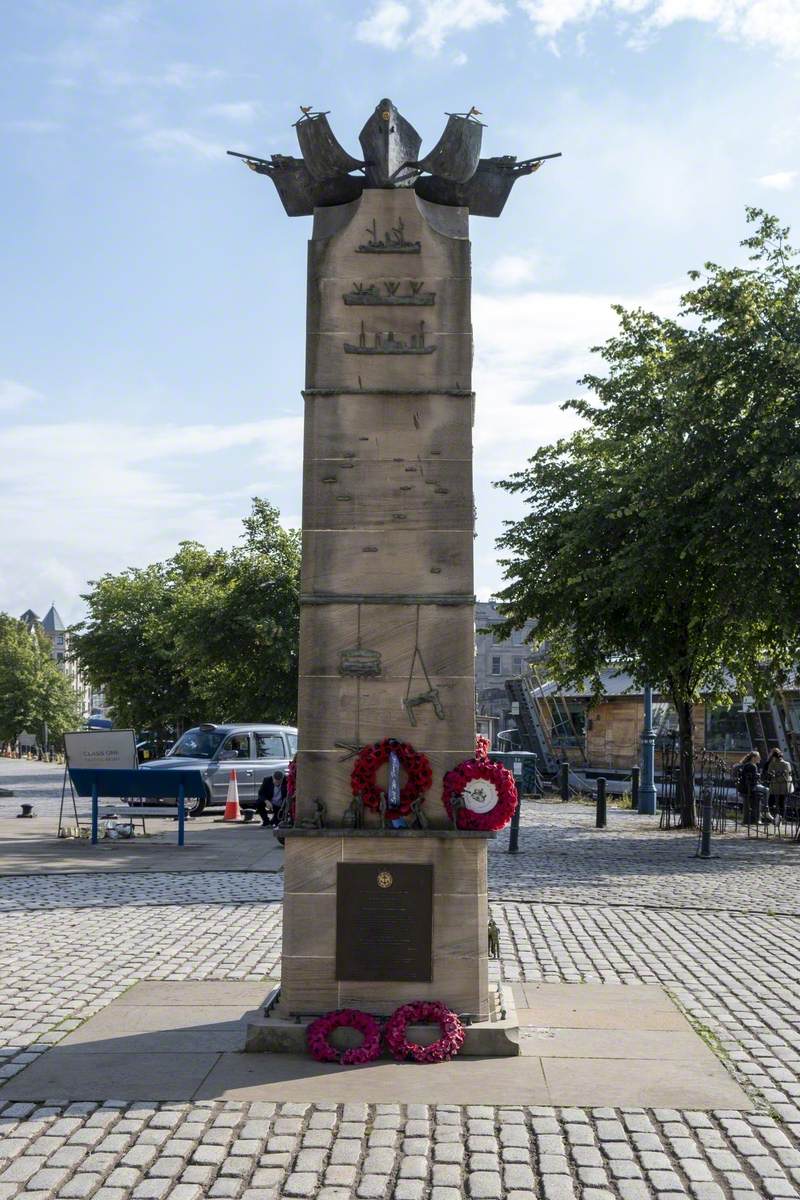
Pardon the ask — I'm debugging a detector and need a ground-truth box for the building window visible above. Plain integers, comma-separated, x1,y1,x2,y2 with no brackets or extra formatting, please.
551,706,586,747
512,656,523,674
491,656,501,675
706,706,753,752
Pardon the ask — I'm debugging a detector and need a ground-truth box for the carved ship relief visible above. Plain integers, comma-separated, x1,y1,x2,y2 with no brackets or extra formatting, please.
343,280,435,306
356,217,420,253
344,320,436,355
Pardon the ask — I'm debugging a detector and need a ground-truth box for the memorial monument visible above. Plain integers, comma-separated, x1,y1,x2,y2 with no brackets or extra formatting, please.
230,100,558,1053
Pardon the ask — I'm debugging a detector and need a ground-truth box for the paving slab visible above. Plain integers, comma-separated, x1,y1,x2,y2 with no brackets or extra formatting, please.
59,1005,256,1053
194,1050,552,1104
0,813,284,874
112,982,276,1006
0,1048,220,1102
512,981,686,1028
520,1026,721,1061
541,1053,751,1108
0,977,753,1109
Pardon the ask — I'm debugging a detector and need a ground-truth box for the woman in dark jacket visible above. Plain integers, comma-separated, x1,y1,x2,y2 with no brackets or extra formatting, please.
735,751,762,825
255,769,288,827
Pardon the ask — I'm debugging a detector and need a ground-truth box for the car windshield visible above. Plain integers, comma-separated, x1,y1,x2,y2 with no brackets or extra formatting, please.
168,728,227,760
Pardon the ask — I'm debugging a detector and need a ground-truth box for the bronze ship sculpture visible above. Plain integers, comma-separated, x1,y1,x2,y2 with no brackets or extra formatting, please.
228,98,560,217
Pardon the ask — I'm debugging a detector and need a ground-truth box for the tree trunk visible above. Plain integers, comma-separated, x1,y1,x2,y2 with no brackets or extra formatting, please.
677,698,696,828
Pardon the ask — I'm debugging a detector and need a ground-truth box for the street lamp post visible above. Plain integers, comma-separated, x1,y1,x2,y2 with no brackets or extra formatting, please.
639,684,658,814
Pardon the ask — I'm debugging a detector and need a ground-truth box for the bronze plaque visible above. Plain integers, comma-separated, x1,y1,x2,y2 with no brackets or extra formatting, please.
336,862,433,982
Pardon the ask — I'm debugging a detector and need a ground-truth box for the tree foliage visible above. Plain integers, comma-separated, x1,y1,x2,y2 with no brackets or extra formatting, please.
71,499,301,736
0,615,81,743
496,211,800,825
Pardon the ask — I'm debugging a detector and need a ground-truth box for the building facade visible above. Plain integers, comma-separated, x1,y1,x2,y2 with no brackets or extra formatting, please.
20,605,106,723
475,600,537,728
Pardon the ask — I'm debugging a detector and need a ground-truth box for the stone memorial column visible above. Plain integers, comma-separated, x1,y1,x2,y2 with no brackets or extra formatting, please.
230,99,556,1043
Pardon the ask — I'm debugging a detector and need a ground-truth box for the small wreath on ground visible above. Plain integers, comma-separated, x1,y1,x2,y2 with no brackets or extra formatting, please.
306,1009,381,1065
384,1000,465,1064
350,738,432,815
442,757,518,832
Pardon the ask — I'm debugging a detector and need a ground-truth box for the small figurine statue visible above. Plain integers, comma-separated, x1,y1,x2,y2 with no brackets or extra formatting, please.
299,797,327,829
450,793,466,831
342,794,364,829
409,797,429,829
488,916,500,959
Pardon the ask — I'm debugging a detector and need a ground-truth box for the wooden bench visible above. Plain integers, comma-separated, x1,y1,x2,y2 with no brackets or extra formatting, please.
68,768,206,846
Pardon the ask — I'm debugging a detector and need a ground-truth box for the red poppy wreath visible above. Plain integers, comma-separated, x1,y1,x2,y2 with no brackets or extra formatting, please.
306,1009,381,1065
384,1000,465,1063
442,757,518,832
350,738,432,815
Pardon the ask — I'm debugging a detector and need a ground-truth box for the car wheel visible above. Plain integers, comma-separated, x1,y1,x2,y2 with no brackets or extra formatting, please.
185,790,208,818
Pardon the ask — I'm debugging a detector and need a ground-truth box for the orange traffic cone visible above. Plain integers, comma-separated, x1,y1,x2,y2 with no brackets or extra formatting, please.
223,770,241,821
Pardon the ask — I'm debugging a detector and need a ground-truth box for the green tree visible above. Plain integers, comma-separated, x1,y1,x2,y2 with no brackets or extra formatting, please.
0,615,81,744
495,210,800,826
71,499,301,736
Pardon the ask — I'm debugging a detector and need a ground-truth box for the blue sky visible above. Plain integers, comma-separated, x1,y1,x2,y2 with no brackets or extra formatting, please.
3,0,799,623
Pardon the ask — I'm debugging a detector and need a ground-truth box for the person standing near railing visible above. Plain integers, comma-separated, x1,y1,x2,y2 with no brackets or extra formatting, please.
765,747,793,823
734,751,762,825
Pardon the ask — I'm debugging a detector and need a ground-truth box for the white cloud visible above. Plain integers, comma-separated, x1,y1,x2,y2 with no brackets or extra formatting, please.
0,381,40,413
356,1,411,48
355,0,800,57
0,414,303,624
356,0,506,53
486,253,540,288
517,0,800,55
137,127,226,160
757,169,798,190
471,282,681,475
205,101,260,122
410,0,508,51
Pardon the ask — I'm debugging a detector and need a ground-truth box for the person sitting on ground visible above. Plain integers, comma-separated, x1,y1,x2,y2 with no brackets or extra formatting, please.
766,747,793,823
255,769,288,828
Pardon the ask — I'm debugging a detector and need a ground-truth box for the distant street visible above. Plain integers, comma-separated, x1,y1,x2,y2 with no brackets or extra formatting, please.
0,758,67,815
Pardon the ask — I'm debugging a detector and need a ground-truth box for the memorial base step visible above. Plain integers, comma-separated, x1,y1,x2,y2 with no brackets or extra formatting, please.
244,983,520,1058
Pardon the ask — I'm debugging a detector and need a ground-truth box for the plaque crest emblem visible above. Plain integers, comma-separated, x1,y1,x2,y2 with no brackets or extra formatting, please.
377,870,393,889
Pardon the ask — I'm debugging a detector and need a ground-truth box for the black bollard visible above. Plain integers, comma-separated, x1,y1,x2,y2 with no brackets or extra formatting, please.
699,788,712,858
508,788,521,854
596,777,607,828
560,761,570,803
631,766,639,811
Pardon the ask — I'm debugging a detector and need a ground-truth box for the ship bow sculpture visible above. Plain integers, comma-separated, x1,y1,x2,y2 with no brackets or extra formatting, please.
228,99,559,217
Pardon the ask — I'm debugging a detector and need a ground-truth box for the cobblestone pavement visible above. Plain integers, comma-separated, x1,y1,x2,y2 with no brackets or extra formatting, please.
2,803,800,1198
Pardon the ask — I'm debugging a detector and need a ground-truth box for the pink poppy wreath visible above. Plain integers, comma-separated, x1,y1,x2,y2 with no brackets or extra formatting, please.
350,738,432,815
384,1000,465,1064
306,1009,381,1065
286,757,296,799
442,757,518,832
